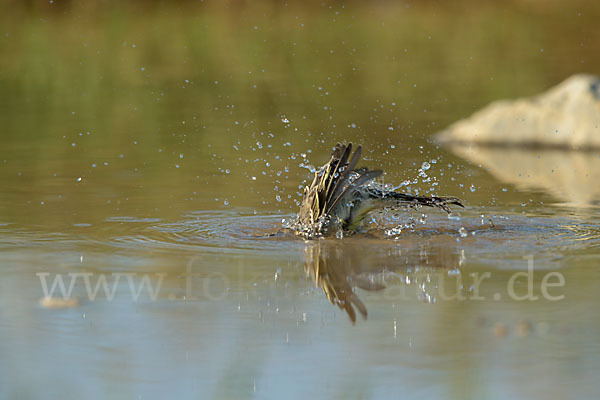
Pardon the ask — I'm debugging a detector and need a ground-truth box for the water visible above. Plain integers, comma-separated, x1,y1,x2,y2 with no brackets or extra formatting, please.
2,1,600,399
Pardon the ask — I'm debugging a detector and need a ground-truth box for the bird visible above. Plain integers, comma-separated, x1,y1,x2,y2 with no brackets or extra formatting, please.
294,142,463,238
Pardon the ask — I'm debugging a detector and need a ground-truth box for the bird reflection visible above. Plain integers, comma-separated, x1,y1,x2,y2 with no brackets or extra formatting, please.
303,234,462,323
304,240,380,322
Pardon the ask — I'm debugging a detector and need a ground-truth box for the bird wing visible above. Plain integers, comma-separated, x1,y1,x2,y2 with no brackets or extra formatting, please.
298,143,383,226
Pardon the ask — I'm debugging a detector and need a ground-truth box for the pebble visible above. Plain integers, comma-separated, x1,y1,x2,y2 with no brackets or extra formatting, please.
494,322,508,338
39,297,80,309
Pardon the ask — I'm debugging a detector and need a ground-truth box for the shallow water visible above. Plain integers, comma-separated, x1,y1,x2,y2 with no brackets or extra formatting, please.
2,1,600,399
2,206,600,398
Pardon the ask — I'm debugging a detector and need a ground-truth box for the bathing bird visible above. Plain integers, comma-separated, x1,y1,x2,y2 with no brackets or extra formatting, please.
295,142,463,237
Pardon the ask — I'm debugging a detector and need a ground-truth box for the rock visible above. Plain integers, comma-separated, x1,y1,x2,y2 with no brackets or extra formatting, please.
436,74,600,149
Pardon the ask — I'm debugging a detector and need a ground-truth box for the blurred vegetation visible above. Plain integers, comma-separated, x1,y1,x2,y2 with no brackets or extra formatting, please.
0,0,599,225
2,0,598,126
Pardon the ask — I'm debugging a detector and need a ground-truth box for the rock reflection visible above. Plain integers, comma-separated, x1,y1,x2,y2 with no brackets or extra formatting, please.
447,144,600,206
303,235,461,323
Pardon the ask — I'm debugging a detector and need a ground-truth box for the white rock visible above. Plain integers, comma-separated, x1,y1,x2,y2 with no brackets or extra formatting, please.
437,74,600,149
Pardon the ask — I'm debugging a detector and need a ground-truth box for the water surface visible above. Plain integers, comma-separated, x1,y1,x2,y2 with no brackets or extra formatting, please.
1,1,600,399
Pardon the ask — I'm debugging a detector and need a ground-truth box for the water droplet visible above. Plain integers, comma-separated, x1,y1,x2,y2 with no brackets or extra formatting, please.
447,213,461,220
470,184,476,192
421,161,431,171
459,227,468,237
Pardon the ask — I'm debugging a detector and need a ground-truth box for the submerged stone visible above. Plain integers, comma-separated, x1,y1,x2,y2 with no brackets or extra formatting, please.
39,297,80,309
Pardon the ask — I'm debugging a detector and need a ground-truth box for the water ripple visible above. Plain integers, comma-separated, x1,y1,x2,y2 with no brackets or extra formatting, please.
1,208,599,265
